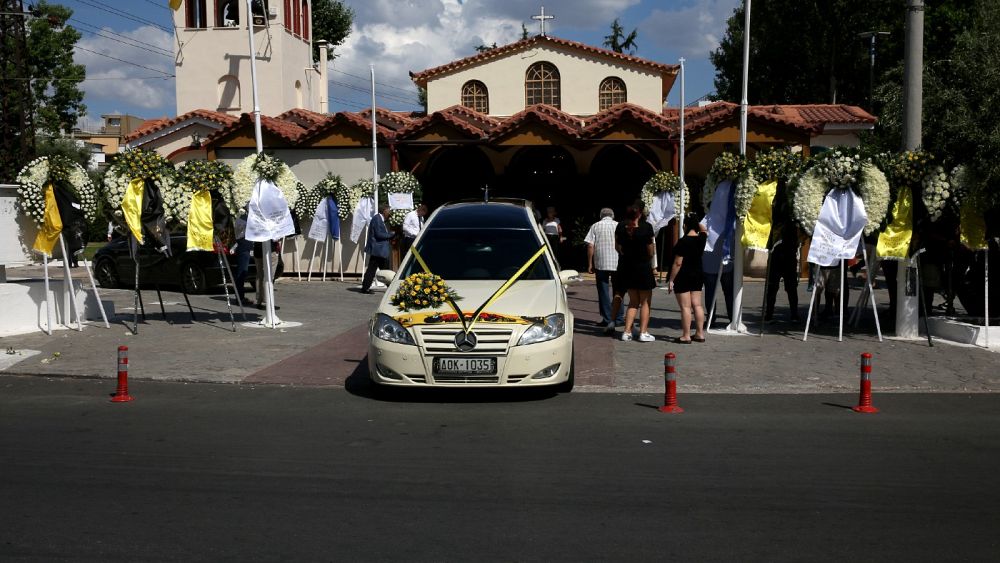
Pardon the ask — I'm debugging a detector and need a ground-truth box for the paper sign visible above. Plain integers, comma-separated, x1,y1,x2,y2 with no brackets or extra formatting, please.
389,192,414,210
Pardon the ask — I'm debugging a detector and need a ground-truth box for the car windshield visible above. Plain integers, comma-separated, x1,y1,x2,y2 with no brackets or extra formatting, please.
402,228,553,281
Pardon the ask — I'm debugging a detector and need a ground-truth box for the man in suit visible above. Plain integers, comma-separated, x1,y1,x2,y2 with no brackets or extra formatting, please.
361,204,393,294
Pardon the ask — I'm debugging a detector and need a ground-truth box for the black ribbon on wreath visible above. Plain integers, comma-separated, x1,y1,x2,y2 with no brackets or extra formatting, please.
52,180,87,255
140,178,172,256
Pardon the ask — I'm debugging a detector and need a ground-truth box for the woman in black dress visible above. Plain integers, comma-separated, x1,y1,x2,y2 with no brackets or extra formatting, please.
667,213,708,343
615,205,657,342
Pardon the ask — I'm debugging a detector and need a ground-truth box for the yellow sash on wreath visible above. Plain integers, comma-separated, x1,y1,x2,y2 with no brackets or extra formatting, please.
122,178,145,243
32,184,63,256
877,186,913,260
960,199,987,251
186,190,215,251
741,179,777,250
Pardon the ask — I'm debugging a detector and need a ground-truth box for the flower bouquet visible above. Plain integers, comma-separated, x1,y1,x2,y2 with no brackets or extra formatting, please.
390,272,461,312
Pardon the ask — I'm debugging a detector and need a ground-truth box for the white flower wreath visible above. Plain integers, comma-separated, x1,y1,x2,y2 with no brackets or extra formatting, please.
297,174,348,219
173,159,239,226
380,171,422,226
103,150,183,225
701,153,759,220
921,165,951,222
733,171,760,221
640,171,682,212
15,156,99,226
332,180,361,220
948,165,970,208
232,153,301,215
792,157,889,236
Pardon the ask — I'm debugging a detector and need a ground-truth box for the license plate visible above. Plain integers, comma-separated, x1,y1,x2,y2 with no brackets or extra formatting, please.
433,357,497,375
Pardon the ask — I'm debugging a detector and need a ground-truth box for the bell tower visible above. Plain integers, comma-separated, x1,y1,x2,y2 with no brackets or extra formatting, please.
172,0,321,116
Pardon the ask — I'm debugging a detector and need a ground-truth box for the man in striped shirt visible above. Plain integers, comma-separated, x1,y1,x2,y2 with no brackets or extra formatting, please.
585,208,624,334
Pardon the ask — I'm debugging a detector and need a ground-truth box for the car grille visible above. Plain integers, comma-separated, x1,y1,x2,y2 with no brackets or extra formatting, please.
416,326,514,355
432,374,500,384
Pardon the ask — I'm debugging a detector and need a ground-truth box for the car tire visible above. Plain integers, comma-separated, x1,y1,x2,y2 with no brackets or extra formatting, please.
94,258,120,289
556,349,575,393
180,262,207,294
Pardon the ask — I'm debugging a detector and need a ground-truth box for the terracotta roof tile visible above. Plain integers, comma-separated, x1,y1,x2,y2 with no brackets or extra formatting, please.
410,35,678,96
490,104,583,140
125,109,237,143
276,108,327,129
398,105,500,139
205,112,306,146
583,103,674,138
357,108,417,132
295,111,394,144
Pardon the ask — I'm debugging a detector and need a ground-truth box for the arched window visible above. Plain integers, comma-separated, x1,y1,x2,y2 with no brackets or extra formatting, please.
218,75,241,111
294,80,303,108
185,0,207,28
292,0,300,35
525,62,560,108
461,80,489,114
598,77,627,110
217,0,239,27
300,0,309,40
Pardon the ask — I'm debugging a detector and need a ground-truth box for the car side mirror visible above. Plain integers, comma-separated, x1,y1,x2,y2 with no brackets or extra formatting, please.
375,269,396,285
559,270,582,285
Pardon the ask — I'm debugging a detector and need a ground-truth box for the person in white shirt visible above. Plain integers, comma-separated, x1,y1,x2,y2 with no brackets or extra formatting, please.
400,203,427,256
585,208,624,333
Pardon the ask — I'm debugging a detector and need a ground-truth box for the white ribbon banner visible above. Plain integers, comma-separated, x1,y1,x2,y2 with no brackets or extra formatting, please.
807,189,867,267
646,191,676,235
349,195,374,244
245,179,295,242
307,196,329,242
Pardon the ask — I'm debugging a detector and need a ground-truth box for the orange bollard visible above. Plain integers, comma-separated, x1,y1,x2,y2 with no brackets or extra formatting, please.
111,345,134,403
852,352,877,413
659,352,684,413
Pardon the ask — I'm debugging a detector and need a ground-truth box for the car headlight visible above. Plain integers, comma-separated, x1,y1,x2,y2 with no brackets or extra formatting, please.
371,313,416,345
517,313,565,346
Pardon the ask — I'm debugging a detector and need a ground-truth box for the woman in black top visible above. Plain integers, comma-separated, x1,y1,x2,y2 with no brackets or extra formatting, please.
615,206,657,342
668,213,708,343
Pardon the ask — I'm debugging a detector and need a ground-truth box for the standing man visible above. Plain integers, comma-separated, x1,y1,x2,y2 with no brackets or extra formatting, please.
361,204,393,294
585,207,624,333
400,203,427,257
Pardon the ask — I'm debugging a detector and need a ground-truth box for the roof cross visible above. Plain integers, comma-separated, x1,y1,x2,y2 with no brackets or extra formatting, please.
531,6,554,36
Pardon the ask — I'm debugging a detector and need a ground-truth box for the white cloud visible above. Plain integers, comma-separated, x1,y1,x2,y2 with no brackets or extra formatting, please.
73,25,175,112
639,0,739,56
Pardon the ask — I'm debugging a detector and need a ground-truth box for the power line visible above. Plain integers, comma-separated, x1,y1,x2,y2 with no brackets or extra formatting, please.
68,0,171,33
141,0,171,10
74,44,173,76
72,24,173,59
1,75,173,81
69,17,173,56
330,67,415,94
328,78,415,105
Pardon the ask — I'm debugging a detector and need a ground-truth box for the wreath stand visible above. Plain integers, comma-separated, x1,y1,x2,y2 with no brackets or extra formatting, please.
802,249,883,342
213,236,245,330
37,233,111,335
126,235,197,335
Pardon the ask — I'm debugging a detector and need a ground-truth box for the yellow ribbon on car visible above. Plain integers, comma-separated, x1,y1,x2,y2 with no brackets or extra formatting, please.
394,311,534,328
186,190,215,251
408,244,548,334
31,183,63,256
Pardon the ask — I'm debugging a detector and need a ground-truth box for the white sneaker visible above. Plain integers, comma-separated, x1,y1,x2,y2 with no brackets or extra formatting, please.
620,332,633,341
638,332,655,342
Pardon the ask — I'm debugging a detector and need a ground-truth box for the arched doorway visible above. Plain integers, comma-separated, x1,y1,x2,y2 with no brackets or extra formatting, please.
588,144,658,219
419,146,495,209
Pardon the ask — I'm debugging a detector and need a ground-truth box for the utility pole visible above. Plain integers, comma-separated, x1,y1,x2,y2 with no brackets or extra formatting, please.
0,0,35,183
897,0,924,339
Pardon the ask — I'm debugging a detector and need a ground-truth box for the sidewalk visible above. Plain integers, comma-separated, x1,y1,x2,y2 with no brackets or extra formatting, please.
0,275,996,393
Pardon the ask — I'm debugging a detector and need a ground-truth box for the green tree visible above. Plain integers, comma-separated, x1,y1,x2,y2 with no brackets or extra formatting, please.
521,23,529,40
27,1,85,134
474,42,497,53
603,18,637,54
312,0,353,61
0,0,35,182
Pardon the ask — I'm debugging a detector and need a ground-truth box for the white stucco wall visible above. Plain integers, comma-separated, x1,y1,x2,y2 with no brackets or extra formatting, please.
425,44,664,117
173,6,320,116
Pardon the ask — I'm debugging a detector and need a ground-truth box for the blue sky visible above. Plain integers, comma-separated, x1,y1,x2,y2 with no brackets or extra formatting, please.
67,0,740,126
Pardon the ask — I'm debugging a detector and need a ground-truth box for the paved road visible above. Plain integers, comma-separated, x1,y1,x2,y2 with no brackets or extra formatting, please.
1,275,997,393
2,376,998,561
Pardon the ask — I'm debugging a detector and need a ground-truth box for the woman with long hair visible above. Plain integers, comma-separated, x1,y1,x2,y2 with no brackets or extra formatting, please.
615,205,656,341
667,213,708,343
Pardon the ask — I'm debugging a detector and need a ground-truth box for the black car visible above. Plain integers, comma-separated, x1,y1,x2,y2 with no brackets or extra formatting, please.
93,235,256,294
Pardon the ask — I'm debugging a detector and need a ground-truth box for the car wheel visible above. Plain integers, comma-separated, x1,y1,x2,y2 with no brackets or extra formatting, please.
556,350,575,393
181,262,207,294
94,258,120,289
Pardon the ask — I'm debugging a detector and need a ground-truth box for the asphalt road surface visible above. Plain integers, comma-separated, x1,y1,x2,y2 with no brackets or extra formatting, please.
2,376,998,562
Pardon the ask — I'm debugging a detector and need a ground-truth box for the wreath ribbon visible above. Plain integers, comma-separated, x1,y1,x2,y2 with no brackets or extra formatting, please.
409,244,548,335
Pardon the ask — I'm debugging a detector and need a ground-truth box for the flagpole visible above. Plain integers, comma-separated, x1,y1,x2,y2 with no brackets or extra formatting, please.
371,64,379,213
727,0,751,334
678,57,686,222
245,0,275,328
